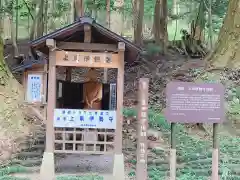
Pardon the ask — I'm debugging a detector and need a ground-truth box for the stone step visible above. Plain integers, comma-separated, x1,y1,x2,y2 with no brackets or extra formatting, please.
12,158,42,167
17,151,43,159
22,144,45,152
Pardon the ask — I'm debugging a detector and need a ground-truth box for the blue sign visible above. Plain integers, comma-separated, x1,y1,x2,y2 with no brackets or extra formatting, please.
54,109,117,129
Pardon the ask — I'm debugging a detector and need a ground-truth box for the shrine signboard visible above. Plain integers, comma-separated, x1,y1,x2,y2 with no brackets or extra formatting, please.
54,109,117,129
55,51,119,68
165,82,225,123
136,78,149,180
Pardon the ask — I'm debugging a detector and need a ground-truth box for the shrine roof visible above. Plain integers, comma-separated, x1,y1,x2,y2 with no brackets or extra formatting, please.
29,16,142,64
12,53,47,73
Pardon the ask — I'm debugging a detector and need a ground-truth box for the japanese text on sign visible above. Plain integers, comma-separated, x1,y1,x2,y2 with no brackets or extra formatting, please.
54,109,117,129
26,74,43,103
165,82,225,123
63,52,112,64
136,78,149,180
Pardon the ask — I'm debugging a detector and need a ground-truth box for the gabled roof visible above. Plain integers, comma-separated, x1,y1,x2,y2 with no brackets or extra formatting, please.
12,54,47,73
30,16,142,63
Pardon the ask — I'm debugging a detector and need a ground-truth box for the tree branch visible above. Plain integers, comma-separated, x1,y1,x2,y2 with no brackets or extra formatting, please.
203,0,210,12
22,0,34,20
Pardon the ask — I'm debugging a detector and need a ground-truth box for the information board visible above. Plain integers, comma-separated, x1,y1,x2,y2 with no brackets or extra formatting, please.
26,74,43,103
136,78,149,180
54,109,116,129
165,82,225,123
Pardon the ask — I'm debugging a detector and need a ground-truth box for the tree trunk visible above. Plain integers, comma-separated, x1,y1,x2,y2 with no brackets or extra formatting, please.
159,0,168,54
44,0,48,34
133,0,144,45
191,2,205,42
70,0,75,22
48,0,55,31
10,15,19,57
153,0,160,44
36,0,45,38
75,0,84,18
0,0,3,37
206,0,240,69
15,0,19,41
106,0,110,28
29,0,38,40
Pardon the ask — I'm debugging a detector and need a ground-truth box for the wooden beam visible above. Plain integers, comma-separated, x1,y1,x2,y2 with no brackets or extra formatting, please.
57,42,118,52
84,24,91,43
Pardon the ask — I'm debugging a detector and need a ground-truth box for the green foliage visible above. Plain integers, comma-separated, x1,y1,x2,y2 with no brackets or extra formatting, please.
145,43,163,56
123,106,240,179
51,0,70,18
0,165,28,176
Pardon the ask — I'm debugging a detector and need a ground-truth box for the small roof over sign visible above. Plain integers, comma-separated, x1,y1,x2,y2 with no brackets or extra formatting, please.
30,16,142,63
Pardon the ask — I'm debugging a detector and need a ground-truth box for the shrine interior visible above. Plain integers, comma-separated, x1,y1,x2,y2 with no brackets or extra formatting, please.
55,67,117,111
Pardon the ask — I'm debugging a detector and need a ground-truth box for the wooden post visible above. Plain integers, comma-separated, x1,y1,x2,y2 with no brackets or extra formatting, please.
43,63,48,123
65,68,72,81
136,78,149,180
40,39,56,180
113,42,125,180
115,42,124,154
170,123,176,180
212,123,219,180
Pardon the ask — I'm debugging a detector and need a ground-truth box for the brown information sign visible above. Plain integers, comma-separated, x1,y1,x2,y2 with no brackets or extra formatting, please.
165,82,225,123
136,78,149,180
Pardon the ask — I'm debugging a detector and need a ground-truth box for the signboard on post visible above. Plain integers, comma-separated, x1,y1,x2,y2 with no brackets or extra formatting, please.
136,78,149,180
165,82,225,123
165,81,225,180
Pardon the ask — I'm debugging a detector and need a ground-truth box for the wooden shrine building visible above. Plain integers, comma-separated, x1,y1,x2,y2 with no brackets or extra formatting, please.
13,16,141,180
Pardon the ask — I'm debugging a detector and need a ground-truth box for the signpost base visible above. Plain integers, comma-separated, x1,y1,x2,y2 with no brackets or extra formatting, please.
40,152,55,180
212,148,219,180
113,153,125,180
170,149,176,180
212,123,219,180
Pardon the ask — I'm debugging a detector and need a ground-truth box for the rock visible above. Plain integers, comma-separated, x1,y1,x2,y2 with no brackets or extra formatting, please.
148,140,165,150
147,129,161,140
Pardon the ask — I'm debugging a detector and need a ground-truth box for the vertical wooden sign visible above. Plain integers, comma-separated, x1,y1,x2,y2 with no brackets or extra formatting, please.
136,78,149,180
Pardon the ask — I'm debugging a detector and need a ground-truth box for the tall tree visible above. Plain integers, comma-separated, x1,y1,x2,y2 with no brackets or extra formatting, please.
44,0,48,34
74,0,84,19
153,0,168,54
36,0,44,37
0,0,3,37
159,0,168,54
133,0,144,45
206,0,240,69
106,0,110,28
49,0,56,31
4,0,19,57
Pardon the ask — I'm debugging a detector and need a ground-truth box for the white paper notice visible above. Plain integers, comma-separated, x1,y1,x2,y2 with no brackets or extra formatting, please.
26,74,42,102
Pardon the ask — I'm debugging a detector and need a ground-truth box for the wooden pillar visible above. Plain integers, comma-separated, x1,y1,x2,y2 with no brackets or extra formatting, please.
170,123,177,180
40,39,56,180
212,123,219,180
65,68,72,81
113,42,125,180
46,39,56,152
115,42,125,153
43,63,48,123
